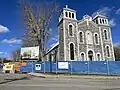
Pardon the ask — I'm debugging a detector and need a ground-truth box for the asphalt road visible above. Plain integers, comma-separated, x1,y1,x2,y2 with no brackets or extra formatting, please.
0,73,120,90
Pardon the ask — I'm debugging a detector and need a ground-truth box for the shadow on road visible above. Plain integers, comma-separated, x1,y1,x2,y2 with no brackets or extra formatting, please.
0,77,30,84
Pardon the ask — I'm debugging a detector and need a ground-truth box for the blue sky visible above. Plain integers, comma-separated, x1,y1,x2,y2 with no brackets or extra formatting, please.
0,0,120,59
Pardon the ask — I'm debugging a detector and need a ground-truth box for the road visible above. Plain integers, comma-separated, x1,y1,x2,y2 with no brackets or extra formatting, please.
0,73,120,90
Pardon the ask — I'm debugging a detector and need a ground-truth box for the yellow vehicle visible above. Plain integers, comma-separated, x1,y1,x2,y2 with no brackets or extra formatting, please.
3,63,14,73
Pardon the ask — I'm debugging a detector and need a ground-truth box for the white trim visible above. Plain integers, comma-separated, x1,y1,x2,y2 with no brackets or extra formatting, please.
99,27,105,60
80,52,86,61
63,20,66,61
96,52,101,61
109,28,115,61
76,23,79,61
68,42,76,61
78,31,84,44
68,23,74,37
87,49,95,61
94,33,99,45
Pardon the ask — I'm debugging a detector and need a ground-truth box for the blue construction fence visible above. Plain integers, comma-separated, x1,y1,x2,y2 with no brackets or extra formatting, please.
20,61,120,75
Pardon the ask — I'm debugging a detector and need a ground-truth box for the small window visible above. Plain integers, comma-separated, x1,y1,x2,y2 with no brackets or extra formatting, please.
70,43,74,60
106,46,110,57
96,19,98,24
95,34,98,44
102,19,104,24
79,32,83,43
97,54,100,61
65,12,68,17
81,53,85,61
100,19,102,24
104,30,108,40
69,12,71,18
105,19,107,24
69,25,73,36
72,13,74,18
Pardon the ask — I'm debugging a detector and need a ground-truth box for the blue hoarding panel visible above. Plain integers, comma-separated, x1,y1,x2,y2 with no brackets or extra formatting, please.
44,61,50,72
109,61,120,75
71,61,88,74
89,61,108,74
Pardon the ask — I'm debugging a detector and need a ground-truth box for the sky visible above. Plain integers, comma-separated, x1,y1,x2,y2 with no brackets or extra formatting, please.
0,0,120,59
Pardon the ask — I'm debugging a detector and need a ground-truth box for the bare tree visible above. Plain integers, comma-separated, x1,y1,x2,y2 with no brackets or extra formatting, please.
114,45,120,61
11,48,21,61
20,0,59,61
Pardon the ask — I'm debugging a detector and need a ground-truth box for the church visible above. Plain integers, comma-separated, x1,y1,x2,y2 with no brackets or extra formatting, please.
44,5,115,61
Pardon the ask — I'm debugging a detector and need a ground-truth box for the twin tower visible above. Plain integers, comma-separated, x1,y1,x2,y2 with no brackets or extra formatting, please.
58,5,115,61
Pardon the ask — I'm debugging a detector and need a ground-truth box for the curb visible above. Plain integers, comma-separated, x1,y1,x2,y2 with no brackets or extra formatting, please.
27,73,120,80
28,73,46,78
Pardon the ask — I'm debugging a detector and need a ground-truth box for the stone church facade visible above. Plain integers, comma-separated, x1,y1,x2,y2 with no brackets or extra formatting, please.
45,5,115,61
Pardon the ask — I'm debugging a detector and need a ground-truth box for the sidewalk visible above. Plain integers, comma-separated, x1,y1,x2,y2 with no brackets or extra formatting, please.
28,73,120,80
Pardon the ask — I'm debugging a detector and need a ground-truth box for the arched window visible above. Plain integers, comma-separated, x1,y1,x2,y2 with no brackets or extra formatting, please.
104,30,108,40
88,50,93,61
95,34,98,44
80,53,85,61
70,43,74,60
106,46,110,57
72,13,74,18
65,12,68,17
102,19,104,24
96,53,101,61
79,32,83,43
105,19,107,24
69,12,71,18
86,31,93,44
69,25,73,36
96,19,98,24
100,19,102,24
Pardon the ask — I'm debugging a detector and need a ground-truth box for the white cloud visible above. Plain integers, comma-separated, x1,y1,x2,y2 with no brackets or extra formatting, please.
0,52,7,55
113,42,120,47
92,7,114,17
116,8,120,14
109,19,116,27
1,38,22,44
0,24,9,33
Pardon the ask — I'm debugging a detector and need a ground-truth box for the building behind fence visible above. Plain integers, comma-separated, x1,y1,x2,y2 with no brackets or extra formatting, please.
44,5,115,62
20,61,120,75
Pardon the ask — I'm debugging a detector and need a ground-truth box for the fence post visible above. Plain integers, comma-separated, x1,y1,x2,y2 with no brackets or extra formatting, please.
32,61,33,73
88,61,90,74
71,61,72,75
56,61,57,74
107,60,110,75
44,61,45,73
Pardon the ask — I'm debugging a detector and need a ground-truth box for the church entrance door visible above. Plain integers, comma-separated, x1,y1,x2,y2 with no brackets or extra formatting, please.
88,50,93,61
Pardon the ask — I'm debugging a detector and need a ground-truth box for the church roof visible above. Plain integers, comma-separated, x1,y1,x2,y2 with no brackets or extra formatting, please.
47,42,59,53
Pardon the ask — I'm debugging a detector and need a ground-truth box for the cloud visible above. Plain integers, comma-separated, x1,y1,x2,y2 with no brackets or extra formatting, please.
116,8,120,14
92,7,114,17
113,42,120,47
0,24,9,33
0,52,7,55
1,38,22,44
109,18,116,27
